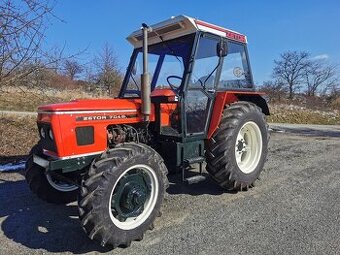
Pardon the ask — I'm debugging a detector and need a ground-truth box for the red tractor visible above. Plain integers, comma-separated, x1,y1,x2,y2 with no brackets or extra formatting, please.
25,15,269,248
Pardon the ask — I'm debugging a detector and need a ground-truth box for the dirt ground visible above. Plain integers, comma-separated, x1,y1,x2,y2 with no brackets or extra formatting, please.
0,125,339,255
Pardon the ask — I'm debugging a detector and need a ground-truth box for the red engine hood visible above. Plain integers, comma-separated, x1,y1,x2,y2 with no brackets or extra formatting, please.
38,98,142,113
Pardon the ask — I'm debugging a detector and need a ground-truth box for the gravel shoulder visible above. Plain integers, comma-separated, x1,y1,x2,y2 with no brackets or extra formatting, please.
269,123,340,137
0,128,339,255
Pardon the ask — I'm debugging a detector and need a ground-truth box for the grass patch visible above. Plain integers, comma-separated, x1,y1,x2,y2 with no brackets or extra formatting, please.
0,115,38,163
0,86,94,112
267,104,340,125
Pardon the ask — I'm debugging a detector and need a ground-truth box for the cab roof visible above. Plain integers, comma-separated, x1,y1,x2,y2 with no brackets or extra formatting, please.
127,15,247,48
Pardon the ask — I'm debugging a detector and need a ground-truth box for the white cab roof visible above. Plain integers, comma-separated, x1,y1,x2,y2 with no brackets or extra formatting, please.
127,15,247,48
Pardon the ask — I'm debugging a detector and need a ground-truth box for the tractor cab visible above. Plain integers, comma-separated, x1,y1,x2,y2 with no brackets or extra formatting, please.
119,15,259,167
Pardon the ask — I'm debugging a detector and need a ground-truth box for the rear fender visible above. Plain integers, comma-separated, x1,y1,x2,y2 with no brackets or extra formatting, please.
207,91,269,139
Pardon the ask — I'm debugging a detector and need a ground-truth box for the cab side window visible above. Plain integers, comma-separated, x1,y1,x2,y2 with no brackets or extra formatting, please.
189,36,219,89
219,42,252,89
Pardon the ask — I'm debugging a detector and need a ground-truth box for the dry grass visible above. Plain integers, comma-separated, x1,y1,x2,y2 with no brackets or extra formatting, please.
331,97,340,109
0,87,104,163
267,104,340,125
0,86,95,112
0,114,38,163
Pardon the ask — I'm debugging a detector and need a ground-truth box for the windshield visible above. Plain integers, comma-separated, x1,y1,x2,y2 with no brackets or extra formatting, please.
120,34,195,97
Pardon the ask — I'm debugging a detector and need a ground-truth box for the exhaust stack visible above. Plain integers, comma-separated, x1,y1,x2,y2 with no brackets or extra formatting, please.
141,23,152,122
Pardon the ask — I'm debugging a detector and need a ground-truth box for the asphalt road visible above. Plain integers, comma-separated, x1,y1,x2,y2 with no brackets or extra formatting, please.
0,124,339,255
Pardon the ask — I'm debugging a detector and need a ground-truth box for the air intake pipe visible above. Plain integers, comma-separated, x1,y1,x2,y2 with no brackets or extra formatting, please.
141,23,152,122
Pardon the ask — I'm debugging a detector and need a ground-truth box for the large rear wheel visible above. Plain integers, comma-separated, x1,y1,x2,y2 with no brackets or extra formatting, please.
206,101,269,191
78,143,168,248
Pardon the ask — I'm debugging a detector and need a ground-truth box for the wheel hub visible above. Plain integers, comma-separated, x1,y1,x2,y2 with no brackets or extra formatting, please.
121,183,148,211
108,164,160,231
236,139,246,152
111,173,151,221
234,121,263,174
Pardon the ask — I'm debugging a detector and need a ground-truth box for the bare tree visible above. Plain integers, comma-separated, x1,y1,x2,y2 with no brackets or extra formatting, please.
63,59,83,80
0,0,57,87
93,43,122,96
272,51,310,99
326,82,340,99
304,60,338,97
261,79,287,102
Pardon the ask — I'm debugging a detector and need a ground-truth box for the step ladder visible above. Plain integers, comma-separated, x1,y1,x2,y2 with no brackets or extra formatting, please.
182,156,206,184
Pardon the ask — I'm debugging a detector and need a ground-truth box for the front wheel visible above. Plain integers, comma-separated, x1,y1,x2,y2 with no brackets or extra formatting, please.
25,144,78,204
78,143,168,248
206,101,269,191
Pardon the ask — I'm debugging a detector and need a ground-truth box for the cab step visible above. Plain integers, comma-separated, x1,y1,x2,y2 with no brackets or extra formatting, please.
185,175,206,184
182,156,205,182
184,156,205,165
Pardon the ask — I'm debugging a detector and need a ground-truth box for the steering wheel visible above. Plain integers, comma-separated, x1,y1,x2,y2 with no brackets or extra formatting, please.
166,75,182,92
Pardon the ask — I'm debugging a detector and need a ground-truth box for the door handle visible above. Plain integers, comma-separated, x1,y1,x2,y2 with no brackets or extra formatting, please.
207,89,216,93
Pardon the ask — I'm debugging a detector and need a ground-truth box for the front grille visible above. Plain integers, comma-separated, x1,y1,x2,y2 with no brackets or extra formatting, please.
37,123,57,153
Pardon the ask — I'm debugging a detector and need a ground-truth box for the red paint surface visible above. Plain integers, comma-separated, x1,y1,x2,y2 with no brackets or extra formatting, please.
207,91,265,138
37,89,178,158
195,20,247,43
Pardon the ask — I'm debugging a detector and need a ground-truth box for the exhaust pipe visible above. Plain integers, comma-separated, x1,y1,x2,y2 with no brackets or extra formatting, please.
141,23,152,122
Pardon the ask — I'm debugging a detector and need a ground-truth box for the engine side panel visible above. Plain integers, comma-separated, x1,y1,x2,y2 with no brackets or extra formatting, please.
37,93,178,158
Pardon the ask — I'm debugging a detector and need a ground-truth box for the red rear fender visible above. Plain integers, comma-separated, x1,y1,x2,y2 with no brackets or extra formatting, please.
208,91,269,139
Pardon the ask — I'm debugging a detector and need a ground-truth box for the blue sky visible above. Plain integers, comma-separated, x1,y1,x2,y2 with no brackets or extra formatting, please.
46,0,340,84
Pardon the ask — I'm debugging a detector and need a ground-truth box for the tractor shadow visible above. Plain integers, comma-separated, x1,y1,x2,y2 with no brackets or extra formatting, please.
0,168,230,253
166,167,234,196
0,177,111,254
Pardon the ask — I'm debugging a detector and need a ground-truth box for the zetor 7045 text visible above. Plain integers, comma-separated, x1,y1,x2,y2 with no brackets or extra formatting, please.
25,15,270,248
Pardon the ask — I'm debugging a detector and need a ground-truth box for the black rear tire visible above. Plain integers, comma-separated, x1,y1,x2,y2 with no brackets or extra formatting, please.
25,144,78,204
206,101,269,191
78,143,168,248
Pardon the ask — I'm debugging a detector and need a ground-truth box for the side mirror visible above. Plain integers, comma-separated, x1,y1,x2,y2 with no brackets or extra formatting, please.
217,41,228,57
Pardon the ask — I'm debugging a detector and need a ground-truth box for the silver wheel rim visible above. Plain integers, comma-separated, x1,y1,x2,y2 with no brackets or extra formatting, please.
45,173,78,192
109,164,159,230
235,121,263,174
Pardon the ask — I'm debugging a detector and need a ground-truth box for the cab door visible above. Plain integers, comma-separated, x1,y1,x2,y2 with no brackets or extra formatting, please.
184,34,221,136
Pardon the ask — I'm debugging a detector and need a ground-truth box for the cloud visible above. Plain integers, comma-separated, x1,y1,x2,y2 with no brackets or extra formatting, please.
312,54,329,60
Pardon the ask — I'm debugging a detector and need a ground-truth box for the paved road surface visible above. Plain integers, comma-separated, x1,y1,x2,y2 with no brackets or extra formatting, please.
0,125,339,255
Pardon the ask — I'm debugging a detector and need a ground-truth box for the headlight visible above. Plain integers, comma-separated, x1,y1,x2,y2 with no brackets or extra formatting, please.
49,129,54,140
40,127,46,138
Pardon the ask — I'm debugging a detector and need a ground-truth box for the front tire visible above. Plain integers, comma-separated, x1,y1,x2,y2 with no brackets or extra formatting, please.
78,143,168,248
206,101,269,191
25,144,78,204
